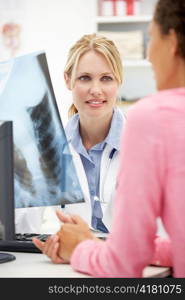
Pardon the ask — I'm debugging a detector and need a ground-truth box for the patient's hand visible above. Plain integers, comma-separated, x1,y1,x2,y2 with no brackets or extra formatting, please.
32,209,75,264
32,234,66,263
57,215,96,262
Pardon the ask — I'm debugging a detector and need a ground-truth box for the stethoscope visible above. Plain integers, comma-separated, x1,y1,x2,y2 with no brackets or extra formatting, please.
94,148,117,204
61,145,117,209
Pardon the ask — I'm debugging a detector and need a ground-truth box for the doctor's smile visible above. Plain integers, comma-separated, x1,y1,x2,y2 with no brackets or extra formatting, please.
85,99,107,108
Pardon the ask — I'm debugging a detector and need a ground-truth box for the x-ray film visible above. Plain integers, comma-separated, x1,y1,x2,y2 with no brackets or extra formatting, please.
0,52,84,208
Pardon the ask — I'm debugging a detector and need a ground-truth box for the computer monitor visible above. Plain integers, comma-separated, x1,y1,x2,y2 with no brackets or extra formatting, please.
0,52,84,209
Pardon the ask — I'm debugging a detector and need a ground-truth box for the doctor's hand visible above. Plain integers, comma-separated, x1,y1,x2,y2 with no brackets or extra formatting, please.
57,215,96,263
32,210,75,264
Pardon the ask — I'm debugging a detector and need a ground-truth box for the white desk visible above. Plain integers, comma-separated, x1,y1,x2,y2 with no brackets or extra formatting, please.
0,252,171,278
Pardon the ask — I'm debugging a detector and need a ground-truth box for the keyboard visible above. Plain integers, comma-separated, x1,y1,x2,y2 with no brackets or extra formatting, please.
0,234,51,253
0,233,106,253
15,233,50,242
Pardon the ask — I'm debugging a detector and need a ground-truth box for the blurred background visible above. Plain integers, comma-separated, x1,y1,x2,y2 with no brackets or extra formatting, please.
0,0,158,125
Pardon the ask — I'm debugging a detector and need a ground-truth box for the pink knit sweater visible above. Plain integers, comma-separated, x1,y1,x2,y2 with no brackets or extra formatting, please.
71,88,185,277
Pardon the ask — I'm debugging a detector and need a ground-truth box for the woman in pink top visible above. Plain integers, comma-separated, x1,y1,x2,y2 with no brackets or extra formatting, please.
33,0,185,277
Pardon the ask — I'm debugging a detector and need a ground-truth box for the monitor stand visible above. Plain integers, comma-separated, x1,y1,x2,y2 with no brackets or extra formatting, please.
0,252,16,263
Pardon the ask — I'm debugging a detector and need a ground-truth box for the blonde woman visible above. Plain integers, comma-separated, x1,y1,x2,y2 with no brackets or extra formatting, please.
62,33,126,233
41,33,126,235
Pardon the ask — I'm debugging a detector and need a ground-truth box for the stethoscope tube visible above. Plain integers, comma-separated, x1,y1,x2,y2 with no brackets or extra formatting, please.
95,148,117,204
109,148,117,160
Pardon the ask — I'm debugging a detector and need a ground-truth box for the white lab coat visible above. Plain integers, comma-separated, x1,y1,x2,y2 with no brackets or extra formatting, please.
39,142,120,234
64,142,120,230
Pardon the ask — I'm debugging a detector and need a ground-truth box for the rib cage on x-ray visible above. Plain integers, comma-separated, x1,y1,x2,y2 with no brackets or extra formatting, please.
0,51,84,208
26,91,81,201
27,92,62,192
14,145,36,196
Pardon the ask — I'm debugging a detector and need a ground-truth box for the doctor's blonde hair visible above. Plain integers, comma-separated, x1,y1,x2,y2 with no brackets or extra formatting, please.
64,33,123,117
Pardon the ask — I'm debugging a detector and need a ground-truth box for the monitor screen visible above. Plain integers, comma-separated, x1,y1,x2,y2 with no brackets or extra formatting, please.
0,52,84,208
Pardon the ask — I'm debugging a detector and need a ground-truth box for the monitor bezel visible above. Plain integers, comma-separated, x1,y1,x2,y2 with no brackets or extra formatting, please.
0,121,15,240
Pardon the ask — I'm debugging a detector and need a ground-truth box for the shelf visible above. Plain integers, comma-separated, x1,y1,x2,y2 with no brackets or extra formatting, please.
96,15,152,24
124,59,152,67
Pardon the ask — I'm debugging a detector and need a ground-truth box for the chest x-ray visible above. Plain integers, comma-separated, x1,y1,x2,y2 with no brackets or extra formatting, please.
0,52,84,208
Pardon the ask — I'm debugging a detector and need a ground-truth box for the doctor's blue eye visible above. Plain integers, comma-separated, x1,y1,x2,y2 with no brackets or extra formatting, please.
101,76,113,81
78,75,91,81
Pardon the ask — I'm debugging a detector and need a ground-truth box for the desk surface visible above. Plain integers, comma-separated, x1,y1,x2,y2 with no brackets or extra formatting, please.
0,252,170,278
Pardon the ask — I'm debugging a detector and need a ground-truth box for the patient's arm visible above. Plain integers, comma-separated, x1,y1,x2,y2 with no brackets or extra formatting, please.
33,210,173,268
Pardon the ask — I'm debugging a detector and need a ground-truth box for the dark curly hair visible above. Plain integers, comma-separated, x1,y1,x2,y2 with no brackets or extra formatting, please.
154,0,185,58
